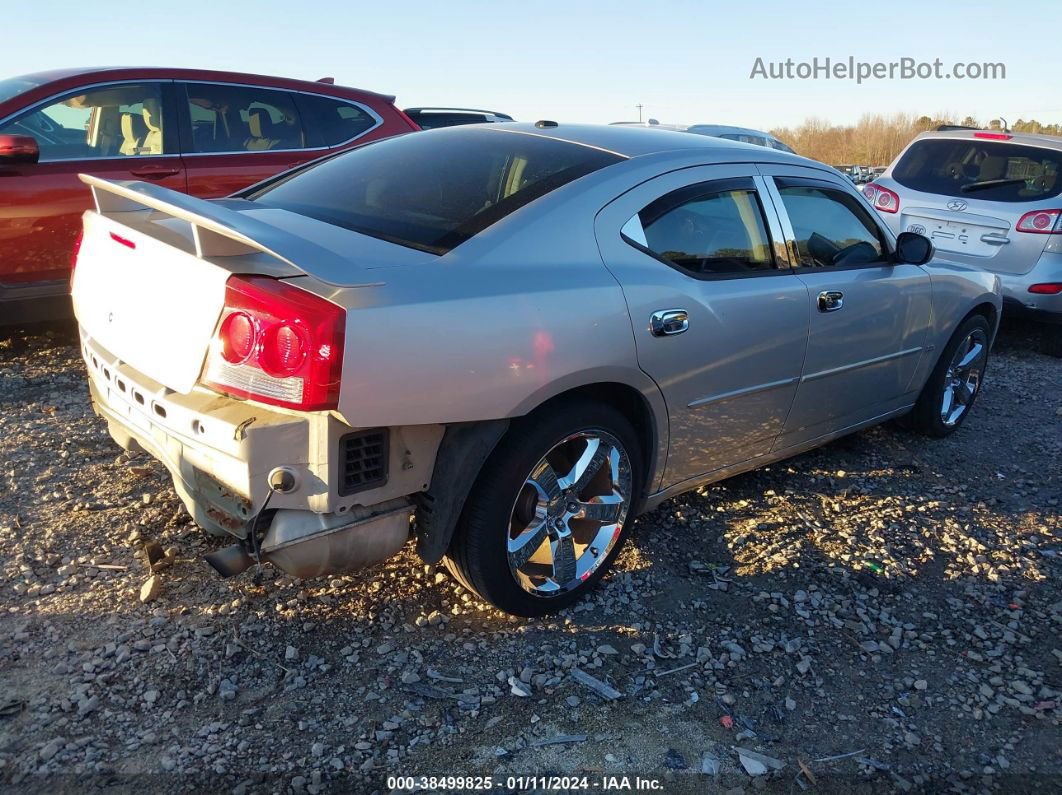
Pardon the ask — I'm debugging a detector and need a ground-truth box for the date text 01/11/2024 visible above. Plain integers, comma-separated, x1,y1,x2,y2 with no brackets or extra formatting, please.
385,775,665,791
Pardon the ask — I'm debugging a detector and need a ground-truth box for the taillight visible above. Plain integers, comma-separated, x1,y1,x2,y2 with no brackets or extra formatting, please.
974,132,1013,141
1028,283,1062,294
1015,209,1062,234
69,230,84,291
202,276,345,411
218,311,257,364
863,182,899,213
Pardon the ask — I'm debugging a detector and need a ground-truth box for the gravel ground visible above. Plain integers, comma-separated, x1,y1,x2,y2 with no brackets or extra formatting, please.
0,320,1059,794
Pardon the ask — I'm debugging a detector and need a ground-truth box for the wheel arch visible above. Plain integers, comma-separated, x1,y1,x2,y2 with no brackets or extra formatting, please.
415,375,669,565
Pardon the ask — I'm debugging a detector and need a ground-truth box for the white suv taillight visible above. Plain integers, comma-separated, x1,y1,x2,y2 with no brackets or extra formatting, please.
863,182,899,213
201,275,345,411
1015,209,1062,234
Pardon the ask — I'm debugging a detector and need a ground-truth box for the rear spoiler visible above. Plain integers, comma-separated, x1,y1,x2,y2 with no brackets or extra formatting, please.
79,174,383,288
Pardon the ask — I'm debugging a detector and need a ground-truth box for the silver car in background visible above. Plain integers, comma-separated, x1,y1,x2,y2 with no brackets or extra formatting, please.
865,129,1062,355
610,120,795,152
71,123,1000,616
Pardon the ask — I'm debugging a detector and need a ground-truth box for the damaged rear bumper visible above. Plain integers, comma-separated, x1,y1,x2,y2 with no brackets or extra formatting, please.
82,334,439,578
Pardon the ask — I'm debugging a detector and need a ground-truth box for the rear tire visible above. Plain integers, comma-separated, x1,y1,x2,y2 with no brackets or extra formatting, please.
905,314,991,438
444,400,643,617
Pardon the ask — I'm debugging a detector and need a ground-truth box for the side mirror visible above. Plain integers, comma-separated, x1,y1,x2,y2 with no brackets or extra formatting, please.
895,231,933,265
0,134,40,164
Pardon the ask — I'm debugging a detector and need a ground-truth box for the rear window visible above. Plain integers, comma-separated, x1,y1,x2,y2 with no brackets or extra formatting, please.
249,128,624,254
892,138,1062,202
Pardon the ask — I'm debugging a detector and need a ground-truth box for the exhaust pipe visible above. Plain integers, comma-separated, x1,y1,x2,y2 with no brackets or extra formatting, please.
204,543,255,578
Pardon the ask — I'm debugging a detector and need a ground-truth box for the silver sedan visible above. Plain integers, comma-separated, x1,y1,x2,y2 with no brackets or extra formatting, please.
71,123,1001,616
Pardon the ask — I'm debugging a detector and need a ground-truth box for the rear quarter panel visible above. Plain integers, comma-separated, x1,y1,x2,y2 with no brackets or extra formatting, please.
913,260,1001,389
326,212,655,429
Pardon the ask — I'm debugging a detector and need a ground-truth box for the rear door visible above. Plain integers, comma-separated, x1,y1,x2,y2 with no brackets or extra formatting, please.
178,82,383,198
760,167,933,447
596,165,809,487
879,136,1062,275
0,80,184,287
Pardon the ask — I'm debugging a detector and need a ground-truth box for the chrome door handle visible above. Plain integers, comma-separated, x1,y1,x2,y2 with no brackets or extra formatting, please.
980,233,1010,245
649,309,689,336
817,291,844,312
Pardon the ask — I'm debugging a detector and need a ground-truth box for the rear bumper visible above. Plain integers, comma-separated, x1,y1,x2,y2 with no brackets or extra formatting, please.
81,333,443,577
0,280,73,325
997,252,1062,322
1001,297,1062,325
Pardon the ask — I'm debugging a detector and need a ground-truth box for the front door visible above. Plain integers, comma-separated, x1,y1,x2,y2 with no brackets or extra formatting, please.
760,167,933,448
595,165,809,489
0,81,184,289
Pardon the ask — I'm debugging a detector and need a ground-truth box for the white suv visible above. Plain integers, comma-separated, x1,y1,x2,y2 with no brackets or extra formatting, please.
865,129,1062,355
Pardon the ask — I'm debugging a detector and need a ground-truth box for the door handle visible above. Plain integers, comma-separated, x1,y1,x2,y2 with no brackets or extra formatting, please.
129,165,180,179
817,291,844,312
980,233,1010,245
649,309,689,336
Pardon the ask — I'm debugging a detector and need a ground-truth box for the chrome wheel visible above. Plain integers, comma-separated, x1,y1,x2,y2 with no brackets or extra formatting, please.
940,327,987,427
506,431,632,597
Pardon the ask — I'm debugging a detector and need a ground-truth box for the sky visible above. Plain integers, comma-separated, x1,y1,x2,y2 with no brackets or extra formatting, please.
4,0,1060,131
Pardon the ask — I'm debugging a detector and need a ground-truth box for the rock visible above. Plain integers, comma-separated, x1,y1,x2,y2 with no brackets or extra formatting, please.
598,644,619,655
285,646,299,661
39,737,64,761
701,752,720,776
401,671,421,684
139,575,162,603
78,695,99,717
508,676,532,697
736,747,784,776
914,679,928,691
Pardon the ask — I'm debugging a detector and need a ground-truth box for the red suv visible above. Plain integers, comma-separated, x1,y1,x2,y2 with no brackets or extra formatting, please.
0,67,419,322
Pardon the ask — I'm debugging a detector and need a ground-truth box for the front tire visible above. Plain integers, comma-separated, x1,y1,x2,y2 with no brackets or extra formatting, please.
444,400,643,617
905,314,991,438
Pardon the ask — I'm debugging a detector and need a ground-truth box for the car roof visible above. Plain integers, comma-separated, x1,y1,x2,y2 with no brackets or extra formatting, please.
0,67,395,119
491,122,812,164
912,129,1062,151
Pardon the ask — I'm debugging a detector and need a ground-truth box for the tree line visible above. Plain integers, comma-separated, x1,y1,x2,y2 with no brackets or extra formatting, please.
769,114,1062,167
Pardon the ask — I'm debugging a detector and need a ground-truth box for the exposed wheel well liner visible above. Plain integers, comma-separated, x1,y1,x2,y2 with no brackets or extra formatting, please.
415,381,659,564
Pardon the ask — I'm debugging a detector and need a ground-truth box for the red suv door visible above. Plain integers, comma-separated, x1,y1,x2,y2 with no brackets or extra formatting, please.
0,80,185,291
178,82,388,199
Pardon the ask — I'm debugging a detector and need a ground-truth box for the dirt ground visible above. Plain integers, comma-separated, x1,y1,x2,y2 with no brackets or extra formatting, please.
0,319,1059,794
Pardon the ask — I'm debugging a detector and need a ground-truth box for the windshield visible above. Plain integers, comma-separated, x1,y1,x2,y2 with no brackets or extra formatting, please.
249,127,624,254
892,138,1062,202
0,75,47,106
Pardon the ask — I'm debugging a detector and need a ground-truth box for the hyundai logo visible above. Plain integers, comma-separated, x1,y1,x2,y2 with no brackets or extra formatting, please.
947,199,968,211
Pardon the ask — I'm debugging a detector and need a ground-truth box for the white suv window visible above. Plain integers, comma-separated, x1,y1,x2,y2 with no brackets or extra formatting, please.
893,138,1062,202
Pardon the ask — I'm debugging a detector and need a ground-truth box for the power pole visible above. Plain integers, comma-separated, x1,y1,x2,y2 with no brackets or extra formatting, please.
636,104,644,123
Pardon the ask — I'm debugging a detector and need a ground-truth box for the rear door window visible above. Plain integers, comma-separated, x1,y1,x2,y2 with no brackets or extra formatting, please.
183,83,306,153
249,127,624,254
623,179,777,277
892,138,1062,202
294,93,378,146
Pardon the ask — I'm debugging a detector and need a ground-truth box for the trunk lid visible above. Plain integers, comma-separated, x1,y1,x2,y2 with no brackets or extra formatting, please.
71,176,398,394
